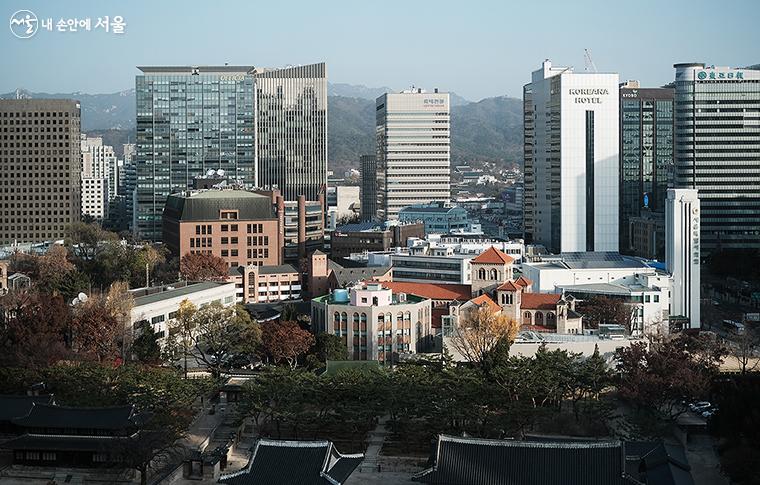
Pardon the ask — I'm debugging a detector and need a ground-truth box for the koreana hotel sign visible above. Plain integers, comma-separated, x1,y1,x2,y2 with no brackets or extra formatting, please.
568,88,610,104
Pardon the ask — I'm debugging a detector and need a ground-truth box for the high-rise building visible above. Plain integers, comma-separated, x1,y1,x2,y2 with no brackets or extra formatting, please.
254,63,327,201
0,100,81,245
523,60,619,253
80,135,116,220
376,89,450,220
619,81,674,260
666,188,701,329
360,154,377,221
135,66,256,240
673,63,760,253
522,84,535,242
120,143,137,232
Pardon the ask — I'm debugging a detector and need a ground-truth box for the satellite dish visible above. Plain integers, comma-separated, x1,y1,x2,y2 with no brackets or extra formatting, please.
78,292,88,302
217,169,225,177
206,169,215,176
71,298,79,306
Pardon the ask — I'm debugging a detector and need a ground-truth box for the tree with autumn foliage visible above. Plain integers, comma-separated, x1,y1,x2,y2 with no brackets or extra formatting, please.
0,288,72,368
163,299,198,378
449,306,520,365
179,252,229,281
71,296,121,363
614,333,726,420
261,321,315,369
9,245,89,298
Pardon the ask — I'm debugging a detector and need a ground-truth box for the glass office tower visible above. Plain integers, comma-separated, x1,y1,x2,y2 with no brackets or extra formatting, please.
254,63,327,202
135,66,255,240
674,63,760,254
619,82,674,259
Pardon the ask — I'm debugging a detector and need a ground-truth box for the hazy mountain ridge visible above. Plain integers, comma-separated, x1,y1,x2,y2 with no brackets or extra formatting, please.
1,88,136,131
2,84,523,168
328,82,471,106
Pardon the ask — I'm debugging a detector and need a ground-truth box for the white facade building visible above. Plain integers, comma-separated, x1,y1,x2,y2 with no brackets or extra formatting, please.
81,135,117,219
522,252,672,336
666,188,701,329
311,283,433,365
129,281,237,345
391,245,473,285
81,177,108,220
376,89,450,220
524,60,619,253
327,185,361,229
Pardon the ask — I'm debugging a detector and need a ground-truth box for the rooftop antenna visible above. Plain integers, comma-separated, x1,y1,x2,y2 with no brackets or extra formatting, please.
584,49,598,73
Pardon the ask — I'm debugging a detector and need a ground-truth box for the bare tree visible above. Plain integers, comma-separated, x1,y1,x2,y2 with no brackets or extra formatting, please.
449,306,519,364
106,281,135,360
728,327,760,375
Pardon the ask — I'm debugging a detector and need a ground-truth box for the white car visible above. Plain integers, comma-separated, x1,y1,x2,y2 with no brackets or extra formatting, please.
689,401,712,412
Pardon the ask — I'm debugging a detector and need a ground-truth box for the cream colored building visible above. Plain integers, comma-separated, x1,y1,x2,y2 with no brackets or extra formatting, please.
311,282,432,365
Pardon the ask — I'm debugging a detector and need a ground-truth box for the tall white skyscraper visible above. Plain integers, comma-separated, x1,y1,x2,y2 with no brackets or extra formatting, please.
666,188,701,329
523,60,619,253
376,89,450,220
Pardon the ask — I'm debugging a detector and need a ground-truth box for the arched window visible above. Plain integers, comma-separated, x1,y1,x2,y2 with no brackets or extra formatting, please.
535,312,544,326
341,312,348,331
523,312,532,325
490,268,498,280
546,312,556,328
372,296,379,306
353,312,360,331
333,312,341,331
478,268,486,280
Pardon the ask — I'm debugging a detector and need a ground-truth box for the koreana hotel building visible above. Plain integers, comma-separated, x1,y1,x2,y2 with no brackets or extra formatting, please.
523,60,620,253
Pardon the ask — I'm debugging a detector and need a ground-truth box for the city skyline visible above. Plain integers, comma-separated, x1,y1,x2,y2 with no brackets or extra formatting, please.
1,0,759,101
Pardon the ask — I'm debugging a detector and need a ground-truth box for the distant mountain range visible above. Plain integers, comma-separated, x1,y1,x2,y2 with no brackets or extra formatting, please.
1,87,135,132
1,83,522,168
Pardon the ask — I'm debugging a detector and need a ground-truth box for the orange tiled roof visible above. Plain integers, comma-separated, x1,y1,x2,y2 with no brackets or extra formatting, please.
468,294,501,313
514,276,533,287
471,246,514,265
521,293,561,310
382,281,472,301
497,280,519,291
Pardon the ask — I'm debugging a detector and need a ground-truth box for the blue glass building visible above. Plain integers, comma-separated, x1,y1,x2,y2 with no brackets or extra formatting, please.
135,66,256,240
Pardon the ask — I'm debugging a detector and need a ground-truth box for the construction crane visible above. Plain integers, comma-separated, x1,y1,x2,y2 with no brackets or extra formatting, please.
584,49,598,73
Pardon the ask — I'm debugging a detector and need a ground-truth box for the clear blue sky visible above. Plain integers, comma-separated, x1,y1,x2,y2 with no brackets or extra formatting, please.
3,0,759,101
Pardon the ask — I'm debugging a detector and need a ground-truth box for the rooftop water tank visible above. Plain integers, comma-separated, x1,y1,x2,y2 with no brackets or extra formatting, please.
333,288,349,303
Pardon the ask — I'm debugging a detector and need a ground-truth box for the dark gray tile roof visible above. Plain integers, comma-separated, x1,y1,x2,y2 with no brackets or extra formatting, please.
328,260,391,286
164,190,276,222
259,264,299,275
0,434,132,452
413,435,633,485
12,404,137,430
0,395,53,421
624,442,694,485
220,439,362,485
